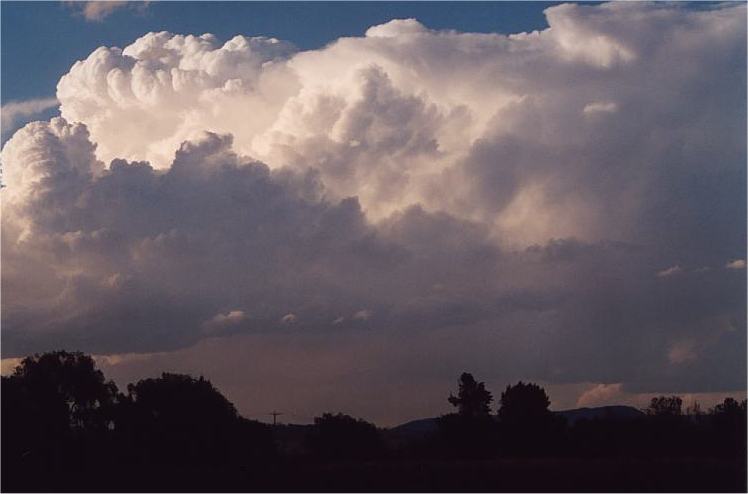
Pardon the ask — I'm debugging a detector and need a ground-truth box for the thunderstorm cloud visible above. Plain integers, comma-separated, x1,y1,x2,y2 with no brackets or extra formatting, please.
2,2,745,423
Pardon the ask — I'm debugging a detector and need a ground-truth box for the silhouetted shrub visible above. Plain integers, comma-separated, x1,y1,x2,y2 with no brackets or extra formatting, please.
307,413,385,461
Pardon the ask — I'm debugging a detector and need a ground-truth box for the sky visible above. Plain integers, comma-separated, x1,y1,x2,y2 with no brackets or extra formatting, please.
1,1,746,426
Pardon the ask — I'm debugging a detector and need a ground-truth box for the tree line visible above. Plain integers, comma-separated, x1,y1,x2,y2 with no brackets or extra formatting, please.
2,351,746,492
430,372,746,460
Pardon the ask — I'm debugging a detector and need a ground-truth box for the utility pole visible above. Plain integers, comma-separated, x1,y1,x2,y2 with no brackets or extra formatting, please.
269,410,283,426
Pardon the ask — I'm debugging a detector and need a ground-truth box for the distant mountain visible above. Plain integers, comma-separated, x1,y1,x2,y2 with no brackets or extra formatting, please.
555,405,644,425
388,417,439,437
274,405,646,451
386,405,645,438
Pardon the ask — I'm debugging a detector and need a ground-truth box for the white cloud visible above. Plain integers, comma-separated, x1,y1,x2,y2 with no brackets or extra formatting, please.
81,1,128,20
64,1,146,22
583,101,618,115
1,97,58,135
576,383,624,408
365,18,428,38
53,3,746,250
280,314,298,325
657,265,683,278
202,309,247,333
725,259,746,269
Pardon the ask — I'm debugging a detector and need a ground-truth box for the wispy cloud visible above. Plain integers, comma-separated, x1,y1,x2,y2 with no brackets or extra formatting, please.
725,259,746,269
656,265,683,278
64,1,147,22
1,97,58,135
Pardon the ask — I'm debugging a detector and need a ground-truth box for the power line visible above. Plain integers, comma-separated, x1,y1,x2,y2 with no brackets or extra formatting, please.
269,410,283,425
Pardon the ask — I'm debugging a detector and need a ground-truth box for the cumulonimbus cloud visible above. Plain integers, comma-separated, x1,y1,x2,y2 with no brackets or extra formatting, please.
2,3,746,404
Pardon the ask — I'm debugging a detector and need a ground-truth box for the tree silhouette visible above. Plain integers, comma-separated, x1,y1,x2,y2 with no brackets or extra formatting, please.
498,381,550,423
119,373,244,466
711,397,746,417
2,349,748,492
307,413,384,460
646,396,683,417
710,397,747,458
10,351,118,430
497,381,563,455
437,373,498,458
447,372,493,417
1,351,119,491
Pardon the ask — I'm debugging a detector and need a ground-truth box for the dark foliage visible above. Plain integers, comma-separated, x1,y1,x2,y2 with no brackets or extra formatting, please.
114,373,273,467
1,354,746,492
307,412,385,461
1,354,274,492
497,381,566,456
447,372,493,417
437,373,498,458
646,395,683,417
1,351,119,489
710,398,748,458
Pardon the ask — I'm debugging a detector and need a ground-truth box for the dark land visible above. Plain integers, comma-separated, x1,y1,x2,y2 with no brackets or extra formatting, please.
2,351,746,492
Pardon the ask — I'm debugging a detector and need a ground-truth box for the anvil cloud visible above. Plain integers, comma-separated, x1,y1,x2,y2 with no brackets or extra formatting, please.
2,2,745,423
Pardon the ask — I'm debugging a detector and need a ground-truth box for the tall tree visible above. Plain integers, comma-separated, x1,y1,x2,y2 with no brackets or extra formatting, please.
448,372,493,417
10,350,118,431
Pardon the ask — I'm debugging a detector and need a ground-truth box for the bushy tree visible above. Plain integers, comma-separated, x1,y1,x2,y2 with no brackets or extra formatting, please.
646,396,683,417
1,351,119,491
307,413,384,460
712,397,747,417
710,398,747,457
119,373,243,465
497,381,563,455
10,351,119,430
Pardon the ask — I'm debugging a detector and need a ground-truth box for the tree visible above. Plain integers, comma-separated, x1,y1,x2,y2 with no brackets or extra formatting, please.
448,372,493,417
498,381,551,424
710,397,747,457
497,381,563,455
1,351,119,492
712,397,747,417
437,373,498,458
307,413,384,460
10,351,119,430
120,373,243,465
646,396,683,417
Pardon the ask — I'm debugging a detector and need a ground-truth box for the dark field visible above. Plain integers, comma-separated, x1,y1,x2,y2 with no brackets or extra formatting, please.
11,458,746,492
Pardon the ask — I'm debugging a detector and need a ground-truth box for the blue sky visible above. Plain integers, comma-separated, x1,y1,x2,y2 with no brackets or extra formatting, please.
1,1,559,105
